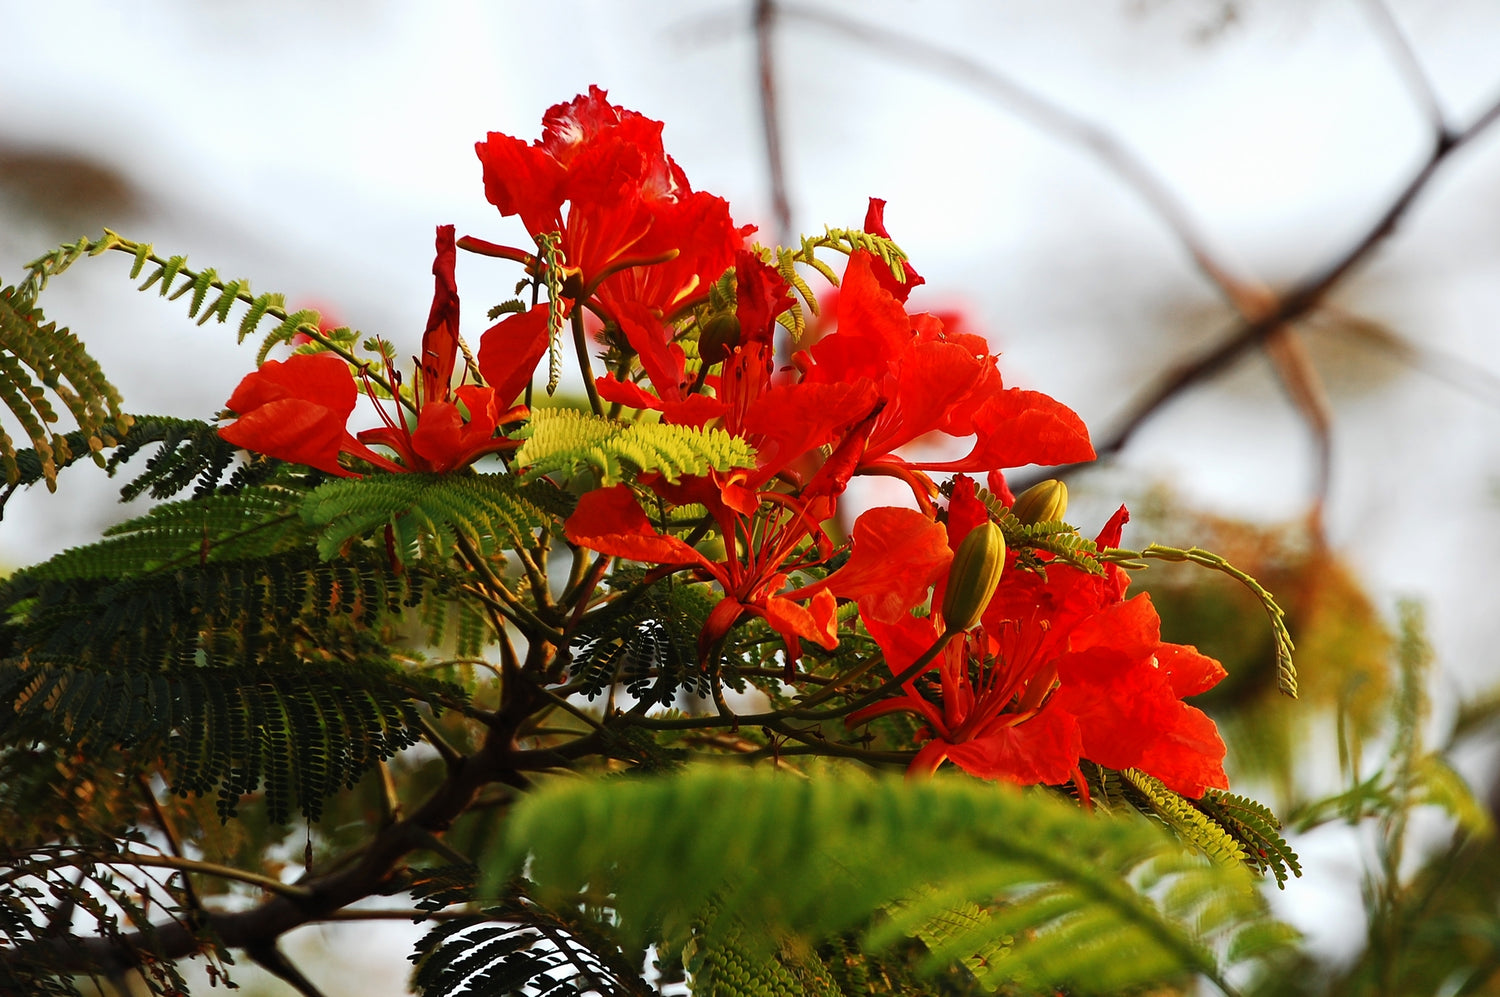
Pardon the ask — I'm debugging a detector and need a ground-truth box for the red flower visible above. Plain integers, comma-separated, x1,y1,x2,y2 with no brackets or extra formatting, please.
563,483,840,664
798,249,1094,511
218,352,397,478
840,478,1229,797
221,226,549,475
475,86,749,319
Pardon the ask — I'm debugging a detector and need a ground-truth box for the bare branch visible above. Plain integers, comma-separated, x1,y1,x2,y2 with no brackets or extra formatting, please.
755,0,794,247
1081,89,1500,466
1310,306,1500,412
244,940,330,997
775,2,1253,300
1360,0,1453,142
773,4,1340,521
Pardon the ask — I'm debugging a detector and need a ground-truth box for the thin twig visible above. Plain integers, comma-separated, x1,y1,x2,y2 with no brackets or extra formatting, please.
1086,89,1500,463
775,2,1251,296
771,3,1344,522
1313,306,1500,411
1360,0,1453,142
755,0,794,247
137,775,203,917
244,940,330,997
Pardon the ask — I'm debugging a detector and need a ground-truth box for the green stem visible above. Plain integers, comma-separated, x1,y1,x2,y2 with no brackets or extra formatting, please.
571,306,604,417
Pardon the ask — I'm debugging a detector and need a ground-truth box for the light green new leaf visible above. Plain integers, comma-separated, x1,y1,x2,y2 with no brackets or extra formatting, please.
513,407,756,486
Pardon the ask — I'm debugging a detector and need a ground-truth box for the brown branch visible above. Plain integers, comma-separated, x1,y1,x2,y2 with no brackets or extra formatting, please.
1313,305,1500,411
771,4,1344,523
776,2,1252,298
19,715,521,977
1360,0,1452,141
244,940,330,997
1086,90,1500,464
755,0,794,247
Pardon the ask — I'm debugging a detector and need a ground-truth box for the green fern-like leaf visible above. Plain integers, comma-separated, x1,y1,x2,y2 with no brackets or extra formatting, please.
1195,790,1303,888
514,408,756,486
690,911,846,997
1103,544,1297,698
481,770,1297,995
105,414,289,500
1116,770,1250,867
0,285,129,490
570,580,715,707
303,472,556,562
0,501,464,822
20,230,385,380
0,655,445,823
17,488,306,583
0,841,219,997
410,888,653,997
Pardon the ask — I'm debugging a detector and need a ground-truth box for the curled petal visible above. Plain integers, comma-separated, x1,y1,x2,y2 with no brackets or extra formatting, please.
478,305,552,407
219,353,373,477
564,485,714,571
862,197,924,301
419,225,460,404
822,508,951,624
910,388,1095,473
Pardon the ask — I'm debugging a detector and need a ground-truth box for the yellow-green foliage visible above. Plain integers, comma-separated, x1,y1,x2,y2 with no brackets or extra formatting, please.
514,407,757,486
0,284,128,490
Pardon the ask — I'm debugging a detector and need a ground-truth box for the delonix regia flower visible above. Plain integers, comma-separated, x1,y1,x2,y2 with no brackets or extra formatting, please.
219,226,549,476
837,477,1229,797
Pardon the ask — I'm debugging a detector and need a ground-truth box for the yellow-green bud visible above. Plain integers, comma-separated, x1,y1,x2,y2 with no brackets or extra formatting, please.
1011,479,1068,525
941,520,1007,632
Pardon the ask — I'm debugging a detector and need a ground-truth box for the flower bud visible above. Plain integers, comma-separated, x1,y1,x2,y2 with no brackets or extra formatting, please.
1011,479,1068,525
940,520,1006,632
697,313,741,368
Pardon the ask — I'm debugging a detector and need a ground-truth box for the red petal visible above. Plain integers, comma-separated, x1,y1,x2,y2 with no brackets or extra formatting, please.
826,508,952,624
475,132,567,237
734,249,795,348
1054,642,1229,798
419,225,460,404
1096,504,1130,549
409,399,464,472
943,700,1081,786
986,469,1016,507
595,374,666,412
911,388,1095,472
225,353,356,418
564,485,714,570
614,301,687,403
760,592,839,655
220,354,361,476
861,198,924,302
477,305,551,406
219,398,357,477
806,251,911,386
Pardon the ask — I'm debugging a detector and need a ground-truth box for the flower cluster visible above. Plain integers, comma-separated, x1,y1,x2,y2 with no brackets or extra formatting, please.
217,87,1228,797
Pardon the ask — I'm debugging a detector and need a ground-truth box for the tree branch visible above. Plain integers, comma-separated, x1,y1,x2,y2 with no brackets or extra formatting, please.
18,720,516,976
1085,89,1500,464
1360,0,1453,142
755,0,794,248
